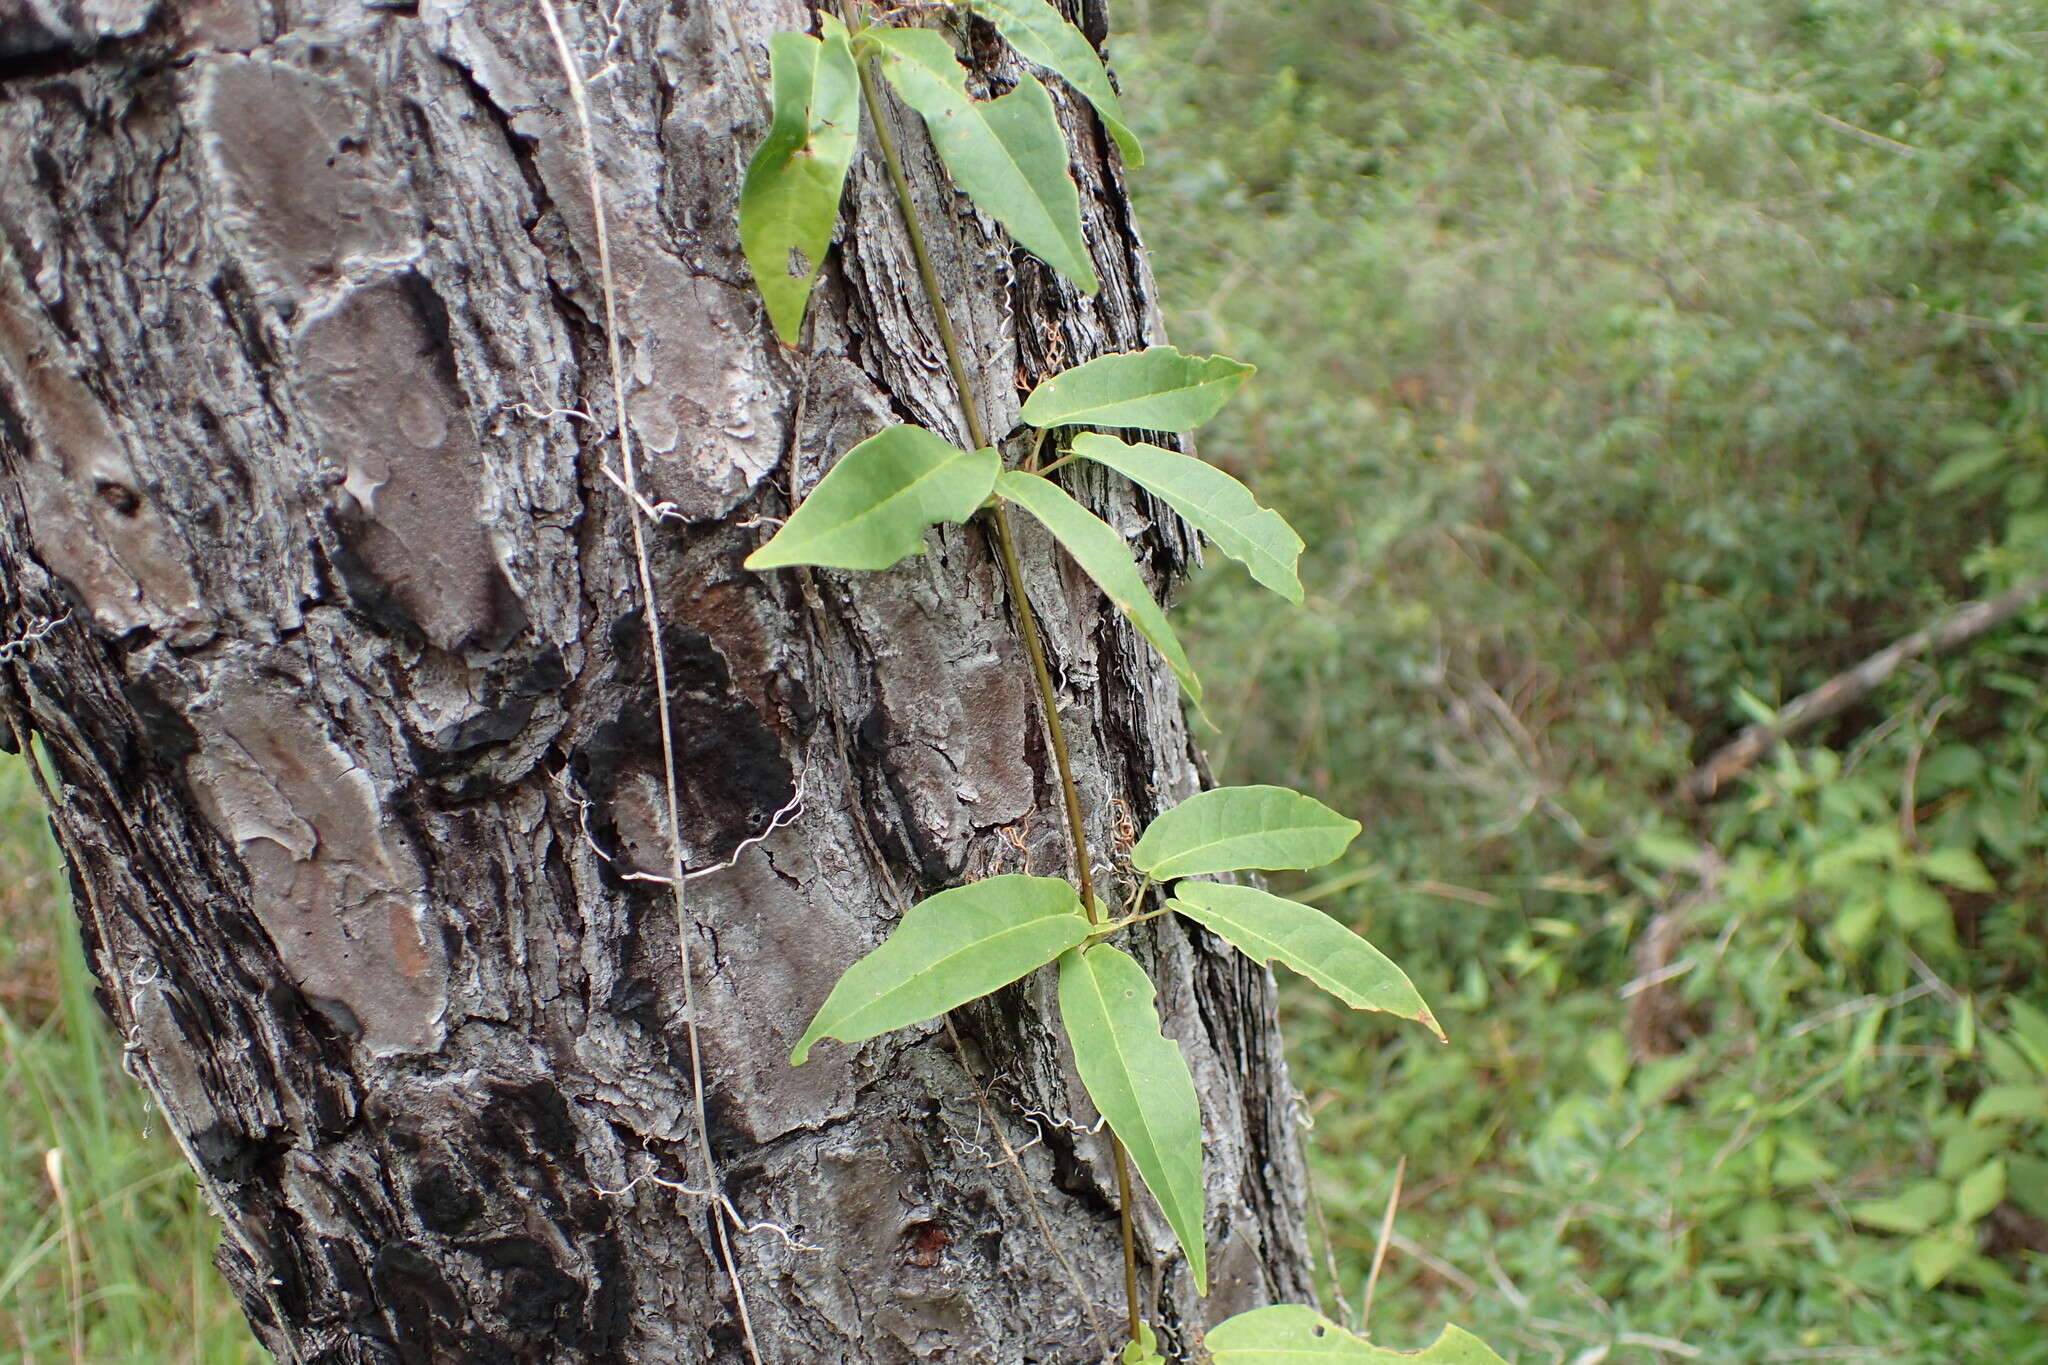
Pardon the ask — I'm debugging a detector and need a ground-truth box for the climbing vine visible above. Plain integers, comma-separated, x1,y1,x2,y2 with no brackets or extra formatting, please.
739,4,1508,1361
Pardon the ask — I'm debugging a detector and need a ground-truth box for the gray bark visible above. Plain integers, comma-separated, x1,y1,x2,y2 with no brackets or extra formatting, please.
0,0,1311,1361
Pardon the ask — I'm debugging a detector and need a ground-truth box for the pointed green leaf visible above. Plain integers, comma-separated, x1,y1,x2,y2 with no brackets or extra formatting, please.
1071,433,1303,602
1207,1307,1510,1363
1911,1228,1971,1289
872,27,1098,293
1850,1178,1953,1235
1956,1157,2006,1224
995,470,1200,700
1968,1084,2048,1123
1020,345,1254,431
968,0,1141,166
1058,943,1207,1292
746,425,998,571
1169,882,1441,1039
738,18,861,346
792,875,1087,1064
1131,785,1360,881
1920,845,1996,892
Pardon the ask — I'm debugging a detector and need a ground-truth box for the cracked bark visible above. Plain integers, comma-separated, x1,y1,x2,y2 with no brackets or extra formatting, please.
0,0,1311,1360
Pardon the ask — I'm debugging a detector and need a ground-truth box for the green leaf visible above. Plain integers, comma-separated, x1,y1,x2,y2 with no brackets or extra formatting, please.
1850,1178,1953,1235
792,875,1087,1064
1939,1123,2004,1180
1057,943,1207,1293
1070,434,1303,602
746,425,999,571
1920,845,1996,893
994,470,1200,700
1969,1084,2048,1123
1120,1323,1165,1365
1955,1157,2006,1224
1020,345,1254,431
1206,1307,1510,1363
1884,877,1948,934
2010,1156,2048,1222
1169,881,1441,1039
1910,1229,1971,1289
1130,785,1360,881
968,0,1141,165
738,18,861,346
2007,998,2048,1068
871,28,1098,293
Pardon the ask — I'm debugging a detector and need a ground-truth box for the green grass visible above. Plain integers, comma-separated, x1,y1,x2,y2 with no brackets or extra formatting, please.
1121,0,2048,1358
0,749,259,1364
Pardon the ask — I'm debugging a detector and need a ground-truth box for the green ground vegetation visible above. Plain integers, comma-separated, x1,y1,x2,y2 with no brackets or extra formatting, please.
0,748,261,1363
1125,0,2048,1359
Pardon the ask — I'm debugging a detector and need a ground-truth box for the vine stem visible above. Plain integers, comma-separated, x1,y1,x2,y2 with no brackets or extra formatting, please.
537,4,763,1361
846,7,1143,1348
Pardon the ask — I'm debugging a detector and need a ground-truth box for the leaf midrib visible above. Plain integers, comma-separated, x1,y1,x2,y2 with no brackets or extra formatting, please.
794,445,983,551
1144,825,1334,878
1040,372,1240,425
1076,954,1189,1216
1076,441,1298,571
888,52,1071,263
839,914,1080,1021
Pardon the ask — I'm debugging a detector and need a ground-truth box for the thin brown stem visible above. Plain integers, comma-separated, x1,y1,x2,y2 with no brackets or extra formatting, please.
989,502,1098,918
850,13,1141,1346
1113,1142,1143,1343
850,25,987,452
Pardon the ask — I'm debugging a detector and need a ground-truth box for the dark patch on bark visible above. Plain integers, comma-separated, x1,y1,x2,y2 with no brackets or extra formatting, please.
856,699,952,886
323,529,428,646
430,693,535,755
190,1117,279,1184
121,674,199,764
373,1241,466,1355
579,613,795,871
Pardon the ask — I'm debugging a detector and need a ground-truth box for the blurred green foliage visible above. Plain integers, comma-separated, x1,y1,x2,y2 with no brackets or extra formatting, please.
0,749,260,1363
1124,0,2048,1358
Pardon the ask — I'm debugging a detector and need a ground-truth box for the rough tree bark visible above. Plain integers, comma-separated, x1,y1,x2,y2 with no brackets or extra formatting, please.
0,0,1311,1359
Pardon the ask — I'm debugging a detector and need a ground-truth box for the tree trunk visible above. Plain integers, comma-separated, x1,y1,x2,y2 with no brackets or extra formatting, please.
0,0,1310,1360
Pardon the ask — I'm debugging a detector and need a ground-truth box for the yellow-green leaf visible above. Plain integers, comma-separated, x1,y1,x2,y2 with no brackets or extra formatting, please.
1920,845,1995,893
1020,345,1254,431
738,18,861,346
1967,1083,2047,1123
1120,1323,1165,1365
1131,785,1359,881
995,470,1200,700
1955,1157,2006,1224
1206,1307,1510,1363
1057,943,1207,1293
1850,1178,1952,1235
1071,433,1303,602
792,875,1087,1065
1911,1228,1971,1289
1169,882,1441,1039
872,27,1098,293
968,0,1141,165
746,425,998,572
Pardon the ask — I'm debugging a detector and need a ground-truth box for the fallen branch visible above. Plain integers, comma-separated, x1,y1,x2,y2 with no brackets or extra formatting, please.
1683,574,2048,802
